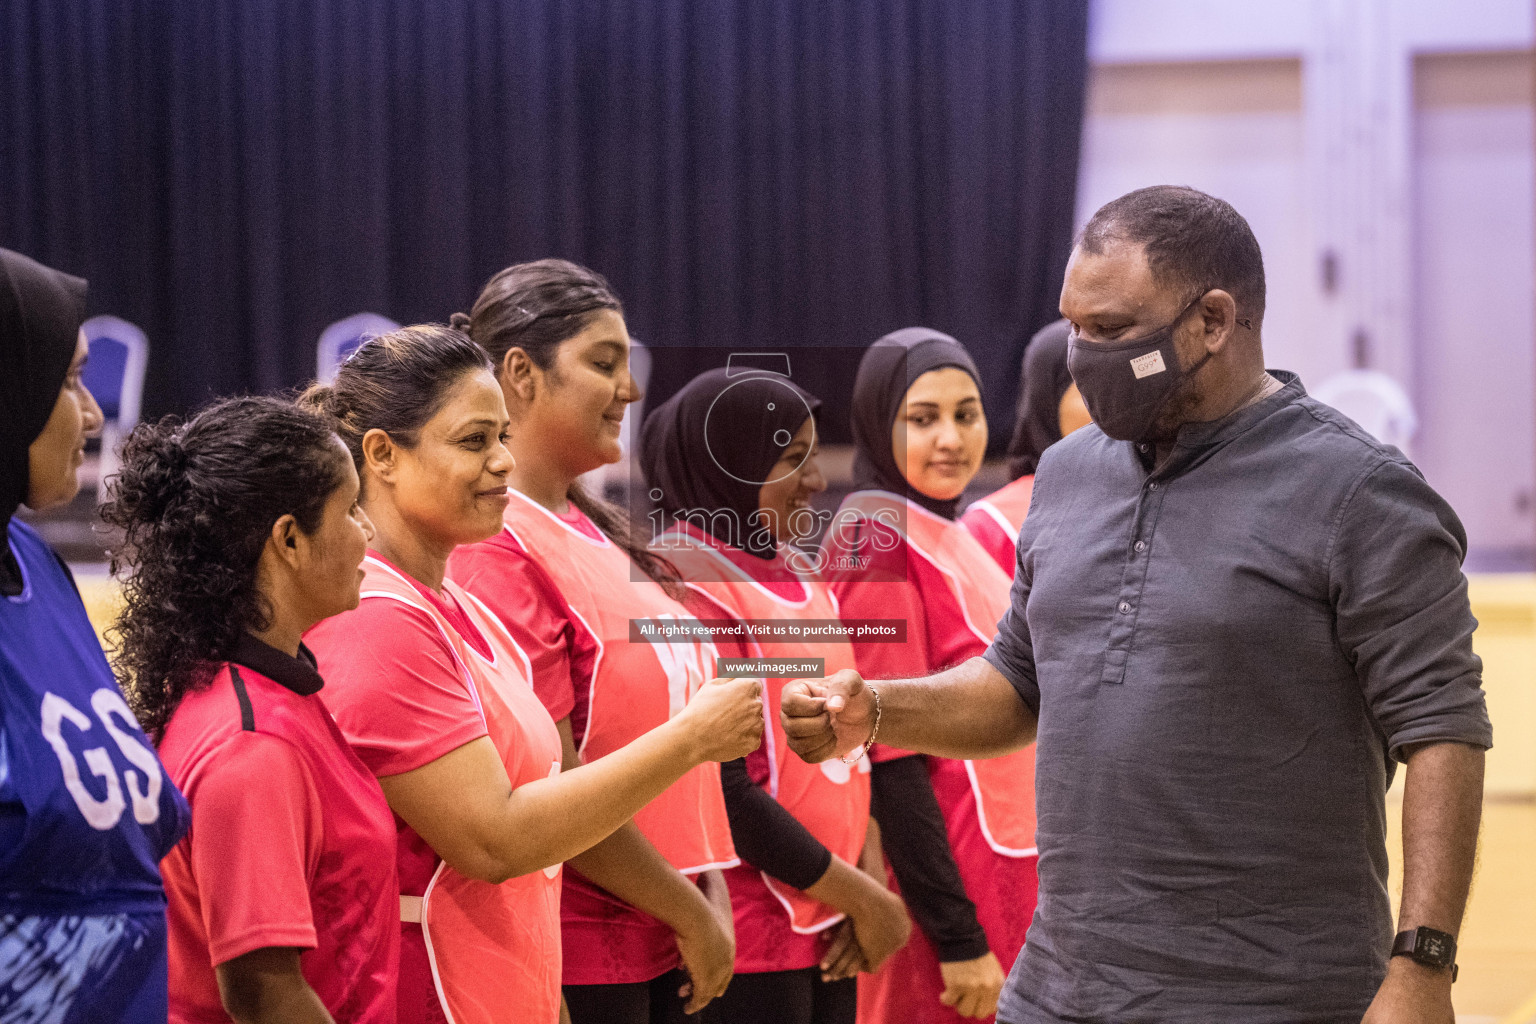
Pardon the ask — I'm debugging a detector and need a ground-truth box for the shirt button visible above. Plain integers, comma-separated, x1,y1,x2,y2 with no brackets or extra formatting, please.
1148,481,1159,490
1134,540,1146,552
1119,601,1131,613
1138,443,1150,453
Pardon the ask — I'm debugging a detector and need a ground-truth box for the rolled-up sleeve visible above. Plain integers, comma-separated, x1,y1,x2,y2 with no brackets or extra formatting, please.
1329,457,1492,760
983,535,1040,715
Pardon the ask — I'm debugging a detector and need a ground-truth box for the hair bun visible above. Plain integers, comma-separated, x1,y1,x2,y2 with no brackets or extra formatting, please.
132,422,192,478
161,434,191,475
449,311,473,332
104,417,193,523
296,380,336,418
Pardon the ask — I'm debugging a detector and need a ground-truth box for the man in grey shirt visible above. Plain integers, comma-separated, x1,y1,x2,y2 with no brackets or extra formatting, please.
782,186,1490,1023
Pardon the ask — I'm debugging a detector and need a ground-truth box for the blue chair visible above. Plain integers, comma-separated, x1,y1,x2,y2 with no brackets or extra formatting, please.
316,312,400,383
80,315,149,500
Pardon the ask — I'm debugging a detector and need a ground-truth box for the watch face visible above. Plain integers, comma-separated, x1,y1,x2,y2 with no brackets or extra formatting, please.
1418,931,1453,966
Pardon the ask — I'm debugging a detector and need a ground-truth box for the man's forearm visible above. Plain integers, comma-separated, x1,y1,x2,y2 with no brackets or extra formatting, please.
1397,741,1484,937
1362,741,1484,1019
875,657,1036,759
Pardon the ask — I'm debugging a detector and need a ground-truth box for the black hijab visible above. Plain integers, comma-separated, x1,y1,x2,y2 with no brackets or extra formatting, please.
641,367,821,558
1,248,87,550
850,327,982,520
1004,318,1074,479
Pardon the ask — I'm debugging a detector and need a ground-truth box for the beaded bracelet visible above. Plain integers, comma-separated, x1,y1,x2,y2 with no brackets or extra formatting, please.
839,683,882,765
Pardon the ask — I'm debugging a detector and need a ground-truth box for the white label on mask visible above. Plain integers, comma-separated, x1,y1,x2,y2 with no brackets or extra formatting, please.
1130,350,1167,379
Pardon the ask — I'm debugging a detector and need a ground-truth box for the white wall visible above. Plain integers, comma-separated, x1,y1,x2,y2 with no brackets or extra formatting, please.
1088,0,1533,63
1079,0,1535,563
1076,59,1330,386
1413,51,1535,558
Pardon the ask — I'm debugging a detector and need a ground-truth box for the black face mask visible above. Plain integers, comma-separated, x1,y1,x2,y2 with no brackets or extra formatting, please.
1066,296,1213,442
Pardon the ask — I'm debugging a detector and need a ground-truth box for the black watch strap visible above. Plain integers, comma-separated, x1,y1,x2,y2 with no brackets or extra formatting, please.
1391,927,1458,982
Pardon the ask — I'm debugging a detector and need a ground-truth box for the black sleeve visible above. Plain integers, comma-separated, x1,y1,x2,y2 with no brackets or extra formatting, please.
870,755,989,963
719,757,833,891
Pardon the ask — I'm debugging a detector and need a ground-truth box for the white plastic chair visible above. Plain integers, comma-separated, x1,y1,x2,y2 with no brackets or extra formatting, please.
80,315,149,501
1311,369,1417,455
316,312,400,383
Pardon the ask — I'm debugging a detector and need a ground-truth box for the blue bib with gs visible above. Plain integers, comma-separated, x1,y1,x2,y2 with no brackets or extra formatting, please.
0,519,189,1023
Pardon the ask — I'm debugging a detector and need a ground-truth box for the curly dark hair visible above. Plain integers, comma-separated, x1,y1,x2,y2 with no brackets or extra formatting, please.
454,259,682,597
101,396,349,740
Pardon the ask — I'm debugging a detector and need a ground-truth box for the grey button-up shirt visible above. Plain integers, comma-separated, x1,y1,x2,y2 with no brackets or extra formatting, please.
983,372,1492,1024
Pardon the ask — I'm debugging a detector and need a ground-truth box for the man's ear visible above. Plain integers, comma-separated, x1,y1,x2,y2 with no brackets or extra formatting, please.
501,347,538,404
1198,289,1239,354
360,428,398,485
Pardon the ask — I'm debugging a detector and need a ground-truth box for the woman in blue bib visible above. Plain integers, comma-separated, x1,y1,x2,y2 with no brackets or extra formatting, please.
0,248,190,1023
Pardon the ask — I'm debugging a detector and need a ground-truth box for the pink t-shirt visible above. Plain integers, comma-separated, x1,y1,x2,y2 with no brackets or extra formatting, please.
683,586,829,974
822,498,1038,1024
306,554,495,1024
448,507,683,986
959,474,1035,575
959,504,1018,575
159,652,399,1024
822,513,983,763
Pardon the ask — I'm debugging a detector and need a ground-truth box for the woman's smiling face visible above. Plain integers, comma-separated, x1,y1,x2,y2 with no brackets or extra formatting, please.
756,415,826,544
891,367,987,501
383,368,516,549
534,309,640,476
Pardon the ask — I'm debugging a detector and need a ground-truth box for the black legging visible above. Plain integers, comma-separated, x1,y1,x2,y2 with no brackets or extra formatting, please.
564,969,694,1024
701,969,856,1024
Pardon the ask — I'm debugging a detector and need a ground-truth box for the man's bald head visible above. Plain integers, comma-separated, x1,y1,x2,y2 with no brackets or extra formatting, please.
1079,186,1266,332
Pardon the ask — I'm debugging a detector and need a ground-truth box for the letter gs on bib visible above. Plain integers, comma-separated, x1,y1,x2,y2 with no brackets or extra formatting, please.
40,689,164,830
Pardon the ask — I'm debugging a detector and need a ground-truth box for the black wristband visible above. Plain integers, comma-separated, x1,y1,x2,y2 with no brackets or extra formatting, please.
1391,927,1458,981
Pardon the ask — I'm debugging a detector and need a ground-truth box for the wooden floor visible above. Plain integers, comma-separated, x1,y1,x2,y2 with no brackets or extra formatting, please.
1387,795,1536,1023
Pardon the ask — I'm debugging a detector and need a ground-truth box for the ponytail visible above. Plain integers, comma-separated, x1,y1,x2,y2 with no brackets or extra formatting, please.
567,479,685,601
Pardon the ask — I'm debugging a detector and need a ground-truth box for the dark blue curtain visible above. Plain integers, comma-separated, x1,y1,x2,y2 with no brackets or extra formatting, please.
2,0,1087,445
